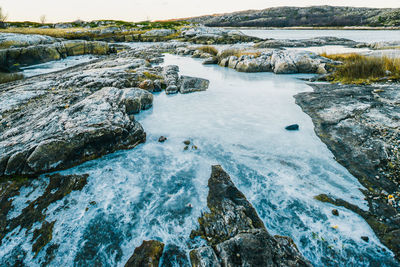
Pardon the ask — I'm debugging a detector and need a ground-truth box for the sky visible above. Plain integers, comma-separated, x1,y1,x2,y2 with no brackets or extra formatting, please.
0,0,399,23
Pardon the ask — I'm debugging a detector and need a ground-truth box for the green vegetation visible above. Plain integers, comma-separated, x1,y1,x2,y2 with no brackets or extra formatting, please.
321,53,400,84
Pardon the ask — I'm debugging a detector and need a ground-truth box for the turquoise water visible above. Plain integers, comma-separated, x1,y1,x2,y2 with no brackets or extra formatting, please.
1,53,397,266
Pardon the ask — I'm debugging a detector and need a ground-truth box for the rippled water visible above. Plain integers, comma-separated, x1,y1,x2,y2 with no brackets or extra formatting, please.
241,29,400,42
1,53,398,266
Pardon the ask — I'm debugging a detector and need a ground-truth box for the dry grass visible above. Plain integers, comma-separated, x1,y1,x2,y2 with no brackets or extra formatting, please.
218,49,261,60
321,53,400,84
197,46,218,56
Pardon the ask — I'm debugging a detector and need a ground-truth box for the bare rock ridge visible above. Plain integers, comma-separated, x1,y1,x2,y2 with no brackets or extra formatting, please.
126,166,311,266
182,6,400,27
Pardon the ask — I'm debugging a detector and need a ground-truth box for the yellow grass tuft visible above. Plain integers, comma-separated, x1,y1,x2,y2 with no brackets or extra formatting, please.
321,53,400,84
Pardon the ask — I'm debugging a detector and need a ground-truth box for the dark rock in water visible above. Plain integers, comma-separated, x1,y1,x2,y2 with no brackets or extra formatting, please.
160,244,190,267
285,124,299,131
125,240,165,267
332,209,339,216
184,145,189,151
158,136,167,143
361,236,369,242
183,140,191,145
179,76,210,94
190,165,312,267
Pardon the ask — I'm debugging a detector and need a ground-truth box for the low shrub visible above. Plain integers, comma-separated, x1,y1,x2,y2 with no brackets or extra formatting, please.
321,53,400,84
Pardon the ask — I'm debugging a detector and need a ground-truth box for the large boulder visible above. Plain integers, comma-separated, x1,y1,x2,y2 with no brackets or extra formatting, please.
179,76,209,94
190,165,312,267
0,86,151,178
125,240,165,267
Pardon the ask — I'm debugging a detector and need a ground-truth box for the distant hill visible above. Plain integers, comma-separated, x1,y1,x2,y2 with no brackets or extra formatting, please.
179,6,400,27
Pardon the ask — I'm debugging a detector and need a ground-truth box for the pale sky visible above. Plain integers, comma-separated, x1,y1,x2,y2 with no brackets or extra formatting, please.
0,0,399,23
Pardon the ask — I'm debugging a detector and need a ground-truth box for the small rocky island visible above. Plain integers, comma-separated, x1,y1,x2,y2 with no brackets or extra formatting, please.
0,13,399,265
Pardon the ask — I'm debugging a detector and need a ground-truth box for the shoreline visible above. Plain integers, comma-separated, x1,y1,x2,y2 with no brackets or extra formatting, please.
222,26,400,31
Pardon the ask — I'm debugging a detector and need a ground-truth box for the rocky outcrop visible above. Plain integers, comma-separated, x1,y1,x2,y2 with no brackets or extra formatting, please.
179,76,209,94
0,39,112,71
162,66,210,94
125,240,165,267
162,65,180,94
190,165,312,267
177,46,335,74
0,86,149,178
0,33,58,49
295,83,400,260
180,27,262,44
143,29,176,37
0,44,211,179
255,37,359,48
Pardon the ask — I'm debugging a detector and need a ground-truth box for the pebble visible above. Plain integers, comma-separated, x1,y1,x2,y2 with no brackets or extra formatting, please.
183,140,191,145
332,209,339,216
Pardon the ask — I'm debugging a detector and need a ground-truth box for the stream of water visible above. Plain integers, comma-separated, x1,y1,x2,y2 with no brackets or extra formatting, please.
1,53,398,266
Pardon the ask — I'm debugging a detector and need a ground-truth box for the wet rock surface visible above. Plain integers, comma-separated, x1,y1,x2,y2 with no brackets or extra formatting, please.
125,240,164,267
189,165,312,267
0,173,88,260
295,83,400,260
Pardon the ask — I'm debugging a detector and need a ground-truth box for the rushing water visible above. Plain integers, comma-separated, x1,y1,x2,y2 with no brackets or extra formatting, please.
241,29,400,42
1,53,399,266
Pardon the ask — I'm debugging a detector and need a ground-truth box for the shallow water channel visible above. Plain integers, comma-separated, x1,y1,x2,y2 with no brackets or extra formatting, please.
1,53,398,266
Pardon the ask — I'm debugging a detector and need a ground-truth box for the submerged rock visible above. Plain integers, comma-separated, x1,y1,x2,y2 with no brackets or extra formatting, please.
285,124,300,131
190,165,312,266
125,240,165,267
